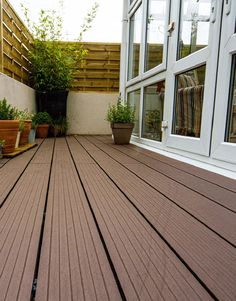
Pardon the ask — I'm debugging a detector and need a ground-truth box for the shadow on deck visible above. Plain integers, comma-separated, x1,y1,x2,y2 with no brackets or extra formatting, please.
0,136,236,301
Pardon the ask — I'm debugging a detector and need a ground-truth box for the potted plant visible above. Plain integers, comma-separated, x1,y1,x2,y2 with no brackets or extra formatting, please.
33,112,52,138
15,109,33,146
0,140,5,159
23,2,98,119
106,100,135,144
51,116,68,137
0,98,19,154
28,121,37,144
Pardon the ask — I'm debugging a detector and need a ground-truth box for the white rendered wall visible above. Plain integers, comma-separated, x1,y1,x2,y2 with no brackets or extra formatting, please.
67,92,118,135
0,73,36,112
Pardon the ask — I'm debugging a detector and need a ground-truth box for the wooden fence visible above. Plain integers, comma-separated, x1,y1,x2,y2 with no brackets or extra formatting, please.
0,0,33,85
73,42,120,92
0,0,121,92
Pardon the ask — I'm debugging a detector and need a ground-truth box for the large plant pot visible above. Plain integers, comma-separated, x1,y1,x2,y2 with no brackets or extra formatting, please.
36,90,68,119
36,124,49,138
19,120,32,146
111,123,134,145
0,120,20,154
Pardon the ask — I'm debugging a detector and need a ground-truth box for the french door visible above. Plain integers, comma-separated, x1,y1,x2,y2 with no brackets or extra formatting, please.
211,0,236,163
164,0,223,155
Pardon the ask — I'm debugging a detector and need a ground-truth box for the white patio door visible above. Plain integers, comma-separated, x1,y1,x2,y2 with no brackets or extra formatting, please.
211,0,236,163
164,0,223,155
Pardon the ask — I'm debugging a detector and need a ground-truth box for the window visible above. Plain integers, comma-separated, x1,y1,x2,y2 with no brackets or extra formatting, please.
225,55,236,143
128,5,142,80
142,81,165,141
172,65,206,137
145,0,167,71
128,89,140,136
178,0,211,60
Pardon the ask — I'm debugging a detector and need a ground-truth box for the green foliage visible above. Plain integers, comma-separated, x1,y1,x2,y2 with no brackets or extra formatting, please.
52,116,68,136
22,2,98,91
145,110,161,130
15,109,33,121
32,112,52,125
0,98,17,120
106,100,135,123
0,140,5,147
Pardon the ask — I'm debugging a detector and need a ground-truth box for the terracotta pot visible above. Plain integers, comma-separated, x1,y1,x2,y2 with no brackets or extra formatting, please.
19,120,32,146
36,124,49,138
0,120,20,154
111,123,134,144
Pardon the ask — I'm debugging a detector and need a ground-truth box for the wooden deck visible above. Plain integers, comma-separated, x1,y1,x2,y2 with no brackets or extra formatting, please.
0,136,235,301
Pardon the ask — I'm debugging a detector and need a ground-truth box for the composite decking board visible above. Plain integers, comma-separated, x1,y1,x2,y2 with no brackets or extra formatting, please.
96,135,236,193
36,138,121,301
68,137,213,301
76,136,236,301
0,140,53,301
128,143,236,193
0,140,43,207
0,159,9,168
94,135,236,211
85,136,236,245
128,144,236,192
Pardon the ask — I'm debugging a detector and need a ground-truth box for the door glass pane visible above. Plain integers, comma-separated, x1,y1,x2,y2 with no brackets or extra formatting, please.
128,5,142,80
128,89,140,136
226,55,236,143
172,65,206,137
145,0,166,71
142,81,165,141
178,0,211,60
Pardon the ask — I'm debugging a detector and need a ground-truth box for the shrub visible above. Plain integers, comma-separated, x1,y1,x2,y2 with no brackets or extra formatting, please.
0,98,17,120
32,112,52,125
106,100,135,123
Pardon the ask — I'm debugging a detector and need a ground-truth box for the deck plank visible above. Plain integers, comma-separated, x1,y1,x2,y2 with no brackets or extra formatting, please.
0,139,53,301
1,136,235,301
0,140,43,207
76,135,236,301
36,138,122,301
85,136,236,245
95,135,236,210
68,136,214,301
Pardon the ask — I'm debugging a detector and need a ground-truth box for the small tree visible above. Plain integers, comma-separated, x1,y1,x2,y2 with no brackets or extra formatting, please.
23,2,98,91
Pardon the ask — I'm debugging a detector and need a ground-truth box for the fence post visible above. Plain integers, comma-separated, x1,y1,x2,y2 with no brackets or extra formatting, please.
0,0,3,72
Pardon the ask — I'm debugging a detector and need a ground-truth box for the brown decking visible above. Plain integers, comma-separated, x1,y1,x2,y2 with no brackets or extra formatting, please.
0,136,235,301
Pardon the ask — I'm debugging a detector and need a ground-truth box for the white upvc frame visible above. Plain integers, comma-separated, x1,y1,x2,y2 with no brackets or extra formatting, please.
127,72,166,146
126,0,170,88
163,0,223,156
211,0,236,163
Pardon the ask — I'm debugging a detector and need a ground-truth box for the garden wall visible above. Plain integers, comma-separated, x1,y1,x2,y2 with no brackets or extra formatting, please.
67,92,118,135
0,72,36,112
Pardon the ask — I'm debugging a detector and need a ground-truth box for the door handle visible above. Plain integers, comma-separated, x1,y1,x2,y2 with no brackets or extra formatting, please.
225,0,231,15
210,0,217,23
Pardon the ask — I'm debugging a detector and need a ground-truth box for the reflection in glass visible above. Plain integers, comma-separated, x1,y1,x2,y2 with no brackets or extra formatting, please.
172,65,206,137
128,6,142,80
128,90,140,136
178,0,211,60
142,81,165,141
145,0,166,71
226,56,236,143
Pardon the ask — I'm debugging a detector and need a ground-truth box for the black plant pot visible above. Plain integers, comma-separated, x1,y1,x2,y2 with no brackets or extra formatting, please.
36,90,69,119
